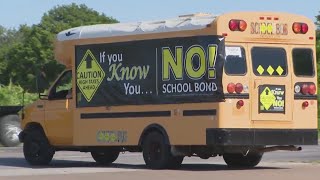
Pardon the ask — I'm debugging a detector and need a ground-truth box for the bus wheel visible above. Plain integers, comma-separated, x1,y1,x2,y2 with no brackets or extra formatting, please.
0,115,22,147
142,131,172,169
223,152,263,168
23,129,55,165
168,156,184,169
91,148,120,165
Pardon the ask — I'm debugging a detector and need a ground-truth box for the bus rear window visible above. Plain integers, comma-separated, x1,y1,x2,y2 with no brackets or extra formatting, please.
252,47,287,76
292,49,314,76
224,46,247,75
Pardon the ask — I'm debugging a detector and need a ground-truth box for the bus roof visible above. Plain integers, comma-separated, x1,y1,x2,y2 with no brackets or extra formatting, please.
57,13,217,41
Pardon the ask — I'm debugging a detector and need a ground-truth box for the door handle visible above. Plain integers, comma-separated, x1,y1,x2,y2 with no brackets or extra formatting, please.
37,105,43,108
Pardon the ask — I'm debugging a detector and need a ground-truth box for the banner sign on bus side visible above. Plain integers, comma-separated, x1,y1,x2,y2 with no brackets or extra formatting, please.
75,35,225,107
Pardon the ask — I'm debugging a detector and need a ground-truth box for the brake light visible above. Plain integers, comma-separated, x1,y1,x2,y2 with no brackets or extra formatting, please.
309,84,316,95
292,22,308,34
227,83,235,93
235,83,243,94
297,83,316,95
229,19,247,31
301,84,309,95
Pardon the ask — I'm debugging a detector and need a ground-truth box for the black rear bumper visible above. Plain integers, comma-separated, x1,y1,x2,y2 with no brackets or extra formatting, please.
206,128,318,145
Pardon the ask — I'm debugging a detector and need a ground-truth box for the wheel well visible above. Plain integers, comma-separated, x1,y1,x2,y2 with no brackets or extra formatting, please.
19,122,46,143
25,122,45,132
138,124,170,146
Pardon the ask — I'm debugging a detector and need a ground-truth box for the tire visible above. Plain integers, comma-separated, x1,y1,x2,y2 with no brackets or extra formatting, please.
223,152,263,168
142,131,181,169
168,156,184,169
91,148,120,165
23,129,55,165
0,115,22,147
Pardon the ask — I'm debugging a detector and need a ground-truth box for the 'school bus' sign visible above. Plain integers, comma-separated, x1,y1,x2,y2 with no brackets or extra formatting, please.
75,35,225,107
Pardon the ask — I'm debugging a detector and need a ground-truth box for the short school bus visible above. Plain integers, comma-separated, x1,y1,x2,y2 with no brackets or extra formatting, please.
19,11,318,169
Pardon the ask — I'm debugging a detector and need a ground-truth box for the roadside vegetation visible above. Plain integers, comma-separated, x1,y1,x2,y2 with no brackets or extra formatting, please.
0,83,38,106
0,3,118,106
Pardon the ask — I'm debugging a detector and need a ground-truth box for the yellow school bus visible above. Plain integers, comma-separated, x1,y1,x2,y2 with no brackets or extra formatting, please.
19,11,317,169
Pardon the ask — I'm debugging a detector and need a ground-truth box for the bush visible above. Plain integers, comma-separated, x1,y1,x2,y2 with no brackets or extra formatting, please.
0,83,38,106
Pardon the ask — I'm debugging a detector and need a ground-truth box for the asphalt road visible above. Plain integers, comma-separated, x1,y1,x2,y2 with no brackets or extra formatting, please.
0,145,320,180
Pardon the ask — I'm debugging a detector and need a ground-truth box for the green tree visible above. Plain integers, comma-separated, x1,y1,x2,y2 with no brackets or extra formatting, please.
0,25,25,84
3,3,118,91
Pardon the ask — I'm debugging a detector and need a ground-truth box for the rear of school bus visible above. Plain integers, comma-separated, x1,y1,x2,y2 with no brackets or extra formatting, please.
207,12,318,151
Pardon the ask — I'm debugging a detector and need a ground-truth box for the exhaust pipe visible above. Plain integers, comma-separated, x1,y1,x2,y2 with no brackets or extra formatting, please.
258,145,302,153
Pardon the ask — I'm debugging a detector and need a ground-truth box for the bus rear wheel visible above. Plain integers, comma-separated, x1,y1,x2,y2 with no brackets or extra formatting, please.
91,148,120,165
142,131,183,169
223,152,263,168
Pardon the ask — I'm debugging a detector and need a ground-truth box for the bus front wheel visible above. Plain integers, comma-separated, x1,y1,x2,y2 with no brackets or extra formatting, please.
23,129,55,165
223,152,263,168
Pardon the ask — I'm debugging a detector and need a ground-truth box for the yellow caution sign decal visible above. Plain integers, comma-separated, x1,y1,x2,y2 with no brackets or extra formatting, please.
259,85,285,113
259,87,276,110
76,50,105,102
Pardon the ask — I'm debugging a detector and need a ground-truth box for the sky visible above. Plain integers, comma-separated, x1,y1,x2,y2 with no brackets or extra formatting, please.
0,0,319,29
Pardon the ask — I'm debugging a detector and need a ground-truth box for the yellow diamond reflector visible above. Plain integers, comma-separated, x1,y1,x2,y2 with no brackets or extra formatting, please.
76,50,105,102
257,65,264,75
276,66,284,75
267,65,274,75
260,87,276,110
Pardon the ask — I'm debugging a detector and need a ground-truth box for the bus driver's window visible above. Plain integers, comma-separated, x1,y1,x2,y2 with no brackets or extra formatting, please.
49,70,72,100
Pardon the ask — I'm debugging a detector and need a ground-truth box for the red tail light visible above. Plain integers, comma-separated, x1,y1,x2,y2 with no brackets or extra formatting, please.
227,83,235,93
301,84,309,95
295,83,316,95
235,83,243,94
309,84,316,95
302,101,309,108
293,22,308,34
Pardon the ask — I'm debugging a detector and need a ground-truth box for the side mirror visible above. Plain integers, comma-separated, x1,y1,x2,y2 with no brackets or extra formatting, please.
36,72,49,93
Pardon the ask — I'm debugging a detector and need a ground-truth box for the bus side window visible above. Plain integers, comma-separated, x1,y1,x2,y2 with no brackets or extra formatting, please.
224,46,247,75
